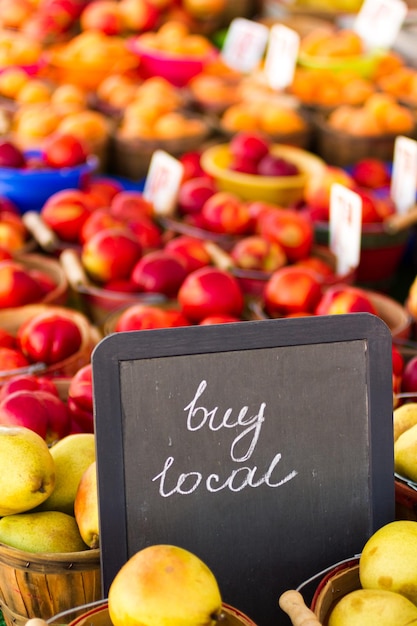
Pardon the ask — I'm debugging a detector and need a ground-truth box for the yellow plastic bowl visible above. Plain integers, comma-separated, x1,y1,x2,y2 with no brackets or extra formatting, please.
297,48,385,79
200,143,326,205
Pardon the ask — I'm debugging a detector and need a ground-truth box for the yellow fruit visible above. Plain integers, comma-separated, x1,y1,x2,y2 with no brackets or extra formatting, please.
328,588,417,626
0,510,88,553
359,520,417,604
108,545,223,626
74,461,99,549
394,424,417,482
393,402,417,442
0,425,55,516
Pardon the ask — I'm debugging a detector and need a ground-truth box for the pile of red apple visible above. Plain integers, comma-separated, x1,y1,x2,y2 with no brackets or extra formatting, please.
226,132,301,177
0,259,58,308
0,134,89,170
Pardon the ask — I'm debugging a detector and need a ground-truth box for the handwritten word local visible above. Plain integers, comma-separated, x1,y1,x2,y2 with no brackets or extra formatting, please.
153,379,298,496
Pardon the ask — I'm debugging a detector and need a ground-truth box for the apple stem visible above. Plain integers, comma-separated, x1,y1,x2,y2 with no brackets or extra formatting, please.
384,204,417,235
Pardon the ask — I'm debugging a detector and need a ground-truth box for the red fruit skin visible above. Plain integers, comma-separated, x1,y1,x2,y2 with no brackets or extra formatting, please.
0,261,44,308
264,266,323,317
315,286,378,317
199,314,241,325
17,313,83,365
177,267,244,323
81,228,143,283
127,216,163,251
401,356,417,393
0,140,26,168
0,328,16,349
42,133,88,168
229,131,270,163
164,235,212,274
177,176,218,216
67,364,95,433
115,304,190,332
41,189,93,243
110,191,154,221
392,344,404,378
201,191,254,235
257,208,314,263
0,347,30,371
350,158,391,189
0,374,59,402
179,151,206,181
130,250,188,297
229,155,259,175
0,389,70,442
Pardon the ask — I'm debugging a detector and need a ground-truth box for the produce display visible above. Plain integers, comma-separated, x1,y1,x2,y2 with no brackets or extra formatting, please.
0,1,416,625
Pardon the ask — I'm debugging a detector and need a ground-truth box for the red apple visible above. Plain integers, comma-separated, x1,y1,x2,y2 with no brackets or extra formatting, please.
401,356,417,394
0,328,16,349
354,188,382,224
229,155,259,175
177,266,244,323
83,176,124,208
230,235,287,271
110,190,154,221
392,344,404,378
201,191,254,235
257,154,300,177
256,207,314,262
42,133,88,168
0,140,26,168
127,216,163,251
264,266,323,317
229,131,270,163
67,363,94,433
80,0,124,34
0,261,44,308
199,314,241,325
0,347,30,372
41,189,94,243
80,208,125,244
17,311,83,365
119,0,160,31
303,166,356,222
81,227,143,283
0,373,59,402
350,158,391,189
0,389,70,443
179,151,206,182
115,304,190,332
130,250,188,297
164,235,212,274
315,285,378,316
29,269,57,299
177,176,218,216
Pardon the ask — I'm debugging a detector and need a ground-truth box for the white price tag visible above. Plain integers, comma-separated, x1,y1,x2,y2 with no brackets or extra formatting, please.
330,184,362,276
354,0,407,50
143,150,184,217
391,135,417,214
221,17,269,73
264,24,299,91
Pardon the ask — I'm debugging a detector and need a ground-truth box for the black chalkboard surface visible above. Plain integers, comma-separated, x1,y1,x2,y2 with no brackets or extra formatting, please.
92,313,395,626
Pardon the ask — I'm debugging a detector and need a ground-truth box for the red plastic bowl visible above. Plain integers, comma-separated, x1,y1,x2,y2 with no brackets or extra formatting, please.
128,38,217,87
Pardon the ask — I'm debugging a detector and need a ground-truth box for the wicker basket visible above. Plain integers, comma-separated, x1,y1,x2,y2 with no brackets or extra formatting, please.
0,543,101,626
0,304,101,382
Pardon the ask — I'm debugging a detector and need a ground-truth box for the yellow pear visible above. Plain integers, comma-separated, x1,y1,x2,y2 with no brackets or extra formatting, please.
359,520,417,604
108,545,223,626
393,402,417,442
74,461,99,549
0,510,88,553
0,425,55,516
328,588,417,625
38,433,95,516
394,424,417,481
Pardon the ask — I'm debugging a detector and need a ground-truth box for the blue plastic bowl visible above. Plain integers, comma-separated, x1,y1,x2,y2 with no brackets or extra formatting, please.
0,151,99,214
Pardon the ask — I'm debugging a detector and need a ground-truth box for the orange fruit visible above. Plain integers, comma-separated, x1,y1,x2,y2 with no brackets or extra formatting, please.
0,67,29,99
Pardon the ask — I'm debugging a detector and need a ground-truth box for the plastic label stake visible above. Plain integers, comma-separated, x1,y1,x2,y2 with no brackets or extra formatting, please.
221,17,269,73
264,24,299,91
330,183,362,276
143,150,184,217
354,0,407,50
391,135,417,214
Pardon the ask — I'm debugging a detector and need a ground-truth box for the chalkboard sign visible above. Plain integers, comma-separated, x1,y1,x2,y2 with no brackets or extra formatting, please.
92,313,394,626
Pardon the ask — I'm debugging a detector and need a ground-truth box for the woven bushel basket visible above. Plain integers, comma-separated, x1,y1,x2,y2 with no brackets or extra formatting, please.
0,543,101,626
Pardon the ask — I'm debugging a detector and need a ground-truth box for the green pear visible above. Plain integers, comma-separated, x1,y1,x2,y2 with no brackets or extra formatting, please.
108,545,223,626
360,520,417,604
393,402,417,442
38,433,95,516
74,461,99,549
0,425,55,516
0,510,88,553
394,424,417,482
328,588,417,625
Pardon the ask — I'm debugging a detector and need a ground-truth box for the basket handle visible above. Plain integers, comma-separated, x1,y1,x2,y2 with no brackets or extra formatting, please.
22,211,61,253
384,204,417,234
279,590,322,626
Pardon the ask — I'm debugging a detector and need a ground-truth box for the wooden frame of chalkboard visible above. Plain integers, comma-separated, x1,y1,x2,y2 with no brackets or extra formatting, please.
92,312,394,626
